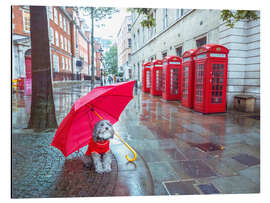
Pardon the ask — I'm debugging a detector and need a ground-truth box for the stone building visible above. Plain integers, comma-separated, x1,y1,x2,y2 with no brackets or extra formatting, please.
117,16,132,80
130,9,260,111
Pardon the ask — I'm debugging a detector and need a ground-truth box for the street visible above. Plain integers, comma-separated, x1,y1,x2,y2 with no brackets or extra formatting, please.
11,81,260,197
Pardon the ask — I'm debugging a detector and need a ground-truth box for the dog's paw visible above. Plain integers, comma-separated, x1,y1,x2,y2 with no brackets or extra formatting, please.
95,165,104,174
103,165,112,173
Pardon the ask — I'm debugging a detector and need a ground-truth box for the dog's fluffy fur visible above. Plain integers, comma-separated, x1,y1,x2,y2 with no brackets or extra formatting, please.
81,120,114,173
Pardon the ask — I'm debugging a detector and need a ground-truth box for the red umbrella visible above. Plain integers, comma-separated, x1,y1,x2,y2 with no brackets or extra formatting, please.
51,81,136,160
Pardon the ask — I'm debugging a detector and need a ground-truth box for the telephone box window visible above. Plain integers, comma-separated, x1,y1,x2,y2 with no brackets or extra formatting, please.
211,63,225,104
182,66,189,99
195,64,204,103
170,68,179,95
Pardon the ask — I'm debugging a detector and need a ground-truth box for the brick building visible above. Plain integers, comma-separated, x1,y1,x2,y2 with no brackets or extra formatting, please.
12,6,101,82
130,9,260,111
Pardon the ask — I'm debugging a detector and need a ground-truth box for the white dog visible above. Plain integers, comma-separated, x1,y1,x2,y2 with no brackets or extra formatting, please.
81,120,114,174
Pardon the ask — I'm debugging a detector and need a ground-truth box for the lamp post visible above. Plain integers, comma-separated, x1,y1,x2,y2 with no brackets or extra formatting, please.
98,47,104,86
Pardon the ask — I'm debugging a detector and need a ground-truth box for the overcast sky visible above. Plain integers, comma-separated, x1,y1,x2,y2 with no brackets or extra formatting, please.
81,8,130,40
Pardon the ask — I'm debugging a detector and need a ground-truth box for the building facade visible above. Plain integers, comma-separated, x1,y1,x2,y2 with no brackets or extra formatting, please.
117,16,132,80
130,9,260,111
12,6,102,82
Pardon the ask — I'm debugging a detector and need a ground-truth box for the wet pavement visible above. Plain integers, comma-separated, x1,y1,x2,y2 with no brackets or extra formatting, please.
11,81,260,198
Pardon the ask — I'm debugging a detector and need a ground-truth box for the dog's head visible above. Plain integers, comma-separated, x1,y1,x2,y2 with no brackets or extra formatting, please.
93,120,114,142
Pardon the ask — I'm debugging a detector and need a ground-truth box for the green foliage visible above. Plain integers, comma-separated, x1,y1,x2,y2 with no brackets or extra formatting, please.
127,8,156,28
104,46,118,74
221,10,259,28
129,8,259,29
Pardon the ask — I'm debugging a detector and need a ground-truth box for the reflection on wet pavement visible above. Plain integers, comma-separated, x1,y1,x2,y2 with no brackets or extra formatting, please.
12,82,260,197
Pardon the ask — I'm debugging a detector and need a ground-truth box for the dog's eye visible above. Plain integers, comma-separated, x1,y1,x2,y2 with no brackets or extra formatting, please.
101,123,104,127
105,127,108,130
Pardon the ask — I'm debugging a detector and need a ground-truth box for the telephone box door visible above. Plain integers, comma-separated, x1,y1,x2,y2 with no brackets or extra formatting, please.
205,61,227,112
194,62,206,112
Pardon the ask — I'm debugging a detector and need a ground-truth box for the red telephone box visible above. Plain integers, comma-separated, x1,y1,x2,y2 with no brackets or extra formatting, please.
150,59,163,96
181,49,197,108
193,44,229,113
142,62,152,93
162,56,182,101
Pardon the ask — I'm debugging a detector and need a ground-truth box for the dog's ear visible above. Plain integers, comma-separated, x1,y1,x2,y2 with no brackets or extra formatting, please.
92,121,100,142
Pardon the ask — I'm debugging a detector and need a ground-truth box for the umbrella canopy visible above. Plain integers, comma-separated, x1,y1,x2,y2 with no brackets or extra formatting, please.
51,81,136,157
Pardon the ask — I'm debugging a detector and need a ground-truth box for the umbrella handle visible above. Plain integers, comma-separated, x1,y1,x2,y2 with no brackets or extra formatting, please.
114,131,137,162
91,108,137,162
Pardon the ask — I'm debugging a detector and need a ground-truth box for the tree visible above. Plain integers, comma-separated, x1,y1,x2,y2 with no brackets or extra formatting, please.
79,7,119,88
220,10,259,28
104,46,118,75
129,8,258,28
28,6,58,131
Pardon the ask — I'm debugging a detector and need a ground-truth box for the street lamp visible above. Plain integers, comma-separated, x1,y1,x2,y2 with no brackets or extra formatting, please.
98,47,104,86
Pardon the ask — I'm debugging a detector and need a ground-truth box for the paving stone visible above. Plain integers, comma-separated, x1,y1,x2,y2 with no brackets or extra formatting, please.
170,160,217,179
163,180,200,195
232,154,260,167
211,175,259,194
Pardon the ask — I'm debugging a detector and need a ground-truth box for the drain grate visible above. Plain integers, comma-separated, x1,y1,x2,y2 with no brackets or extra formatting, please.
190,143,224,152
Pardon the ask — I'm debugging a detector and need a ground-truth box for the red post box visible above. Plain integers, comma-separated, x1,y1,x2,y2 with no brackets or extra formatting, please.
142,62,152,93
181,49,197,108
162,56,182,101
150,59,163,96
193,44,229,113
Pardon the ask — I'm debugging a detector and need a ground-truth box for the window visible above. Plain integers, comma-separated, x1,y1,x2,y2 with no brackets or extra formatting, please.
67,22,69,34
137,29,140,48
163,8,168,30
133,34,136,50
55,31,59,46
60,14,63,28
50,27,54,44
60,35,64,49
196,36,207,48
176,46,182,57
53,54,59,72
23,11,30,32
64,37,67,51
128,24,131,32
62,57,65,70
68,41,71,52
162,52,167,58
65,57,68,71
63,18,66,32
128,38,131,48
69,59,72,71
54,8,58,24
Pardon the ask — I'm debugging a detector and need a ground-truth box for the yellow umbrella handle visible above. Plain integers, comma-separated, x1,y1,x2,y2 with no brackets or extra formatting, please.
91,108,137,162
114,131,137,162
